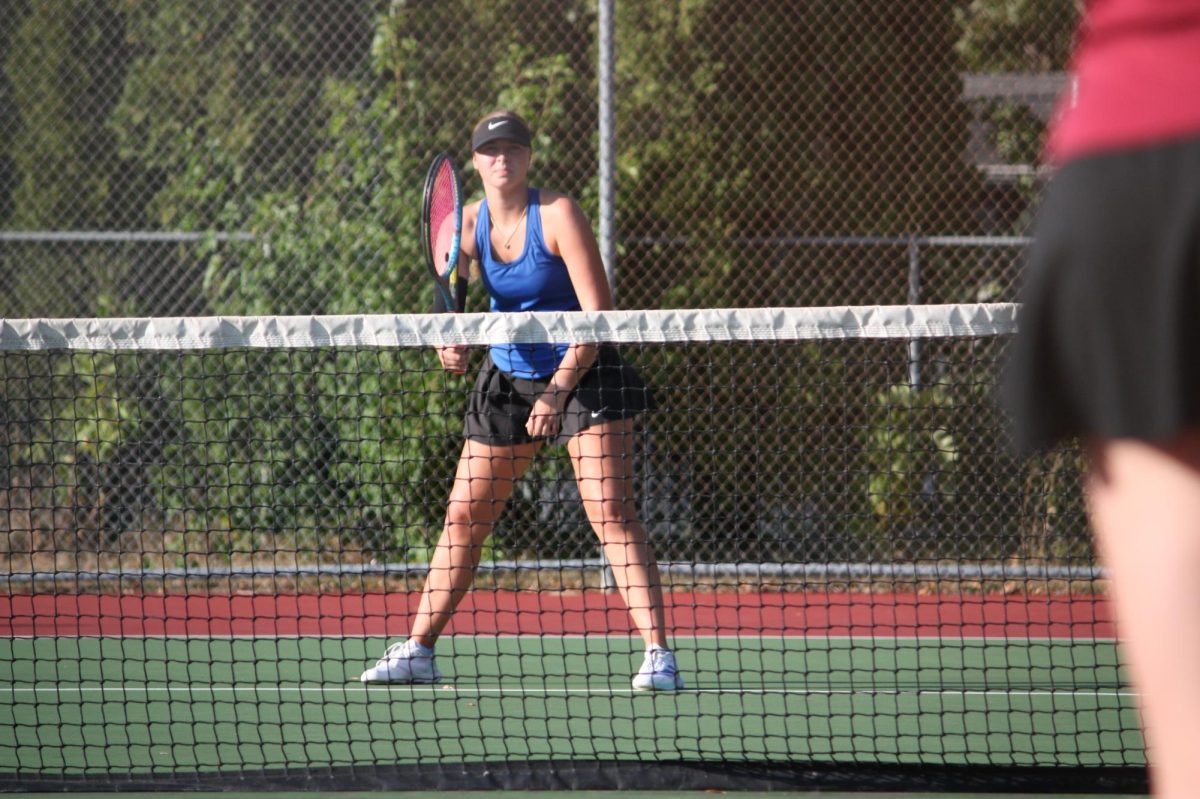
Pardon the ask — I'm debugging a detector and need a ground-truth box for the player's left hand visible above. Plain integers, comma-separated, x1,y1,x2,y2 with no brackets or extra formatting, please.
526,391,566,439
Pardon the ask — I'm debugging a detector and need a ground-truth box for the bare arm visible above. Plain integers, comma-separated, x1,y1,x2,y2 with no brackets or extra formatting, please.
525,193,611,438
435,202,480,374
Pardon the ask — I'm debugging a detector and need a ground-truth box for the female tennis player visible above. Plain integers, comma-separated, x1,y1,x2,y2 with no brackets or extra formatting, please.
1004,1,1200,795
361,109,682,691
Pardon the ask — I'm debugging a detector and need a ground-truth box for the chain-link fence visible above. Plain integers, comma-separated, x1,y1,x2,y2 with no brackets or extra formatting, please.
0,9,1136,783
0,1,1089,577
1,0,1077,316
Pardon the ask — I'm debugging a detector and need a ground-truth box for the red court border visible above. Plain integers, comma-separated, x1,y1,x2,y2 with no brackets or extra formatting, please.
1,591,1114,638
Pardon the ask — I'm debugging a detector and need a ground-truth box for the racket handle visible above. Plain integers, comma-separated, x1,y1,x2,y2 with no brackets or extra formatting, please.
454,275,468,313
430,285,450,314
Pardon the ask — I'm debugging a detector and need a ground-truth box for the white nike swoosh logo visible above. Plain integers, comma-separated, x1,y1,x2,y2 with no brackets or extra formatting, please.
487,120,508,130
591,411,605,418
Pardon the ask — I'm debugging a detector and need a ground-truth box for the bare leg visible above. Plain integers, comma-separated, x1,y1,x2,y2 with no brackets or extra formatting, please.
410,438,540,647
568,419,669,649
1087,430,1200,799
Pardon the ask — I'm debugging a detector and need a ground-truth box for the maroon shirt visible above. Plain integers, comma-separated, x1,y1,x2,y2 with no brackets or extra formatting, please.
1047,0,1200,163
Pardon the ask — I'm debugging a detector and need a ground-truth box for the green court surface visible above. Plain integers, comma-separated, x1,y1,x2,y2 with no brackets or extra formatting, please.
2,635,1142,778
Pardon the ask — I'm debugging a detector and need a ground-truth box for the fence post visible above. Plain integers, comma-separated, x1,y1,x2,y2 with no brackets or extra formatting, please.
907,235,921,391
598,0,617,592
598,0,617,297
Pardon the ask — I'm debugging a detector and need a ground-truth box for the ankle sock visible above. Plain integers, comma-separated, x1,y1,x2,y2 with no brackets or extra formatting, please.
408,639,434,656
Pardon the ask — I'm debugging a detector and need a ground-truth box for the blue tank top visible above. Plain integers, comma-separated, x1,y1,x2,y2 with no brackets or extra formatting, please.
476,188,580,378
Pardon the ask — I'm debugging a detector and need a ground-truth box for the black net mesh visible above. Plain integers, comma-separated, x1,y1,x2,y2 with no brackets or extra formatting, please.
0,308,1141,792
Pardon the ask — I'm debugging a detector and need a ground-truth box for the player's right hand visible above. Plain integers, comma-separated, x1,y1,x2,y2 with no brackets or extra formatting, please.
436,345,469,374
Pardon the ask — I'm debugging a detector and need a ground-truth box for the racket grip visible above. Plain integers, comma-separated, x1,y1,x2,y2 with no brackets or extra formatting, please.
430,286,449,314
454,275,468,313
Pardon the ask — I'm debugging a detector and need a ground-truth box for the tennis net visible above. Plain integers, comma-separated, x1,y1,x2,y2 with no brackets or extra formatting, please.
0,305,1145,792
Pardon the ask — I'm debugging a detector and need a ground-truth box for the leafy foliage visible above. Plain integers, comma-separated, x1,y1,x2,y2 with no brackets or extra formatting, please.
0,1,1085,567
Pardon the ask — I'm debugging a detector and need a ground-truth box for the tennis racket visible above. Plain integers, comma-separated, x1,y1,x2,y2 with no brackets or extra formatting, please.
421,153,466,313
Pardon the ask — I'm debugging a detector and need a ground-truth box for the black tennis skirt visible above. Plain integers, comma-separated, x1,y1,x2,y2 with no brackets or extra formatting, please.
464,345,654,446
1003,134,1200,455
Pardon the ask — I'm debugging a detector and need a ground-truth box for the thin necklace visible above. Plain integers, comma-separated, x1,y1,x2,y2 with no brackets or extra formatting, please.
497,204,527,250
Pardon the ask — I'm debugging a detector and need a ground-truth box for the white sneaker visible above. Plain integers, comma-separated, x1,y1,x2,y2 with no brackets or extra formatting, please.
631,647,684,691
359,639,442,684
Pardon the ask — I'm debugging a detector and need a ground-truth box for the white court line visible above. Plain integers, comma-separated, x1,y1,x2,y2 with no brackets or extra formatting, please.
0,685,1137,698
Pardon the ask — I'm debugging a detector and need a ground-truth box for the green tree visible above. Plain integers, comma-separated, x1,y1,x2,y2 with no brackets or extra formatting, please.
111,0,378,230
99,0,382,314
955,0,1076,73
163,0,600,555
5,0,131,230
955,0,1079,227
0,0,141,317
954,0,1083,565
615,0,985,309
0,0,28,229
